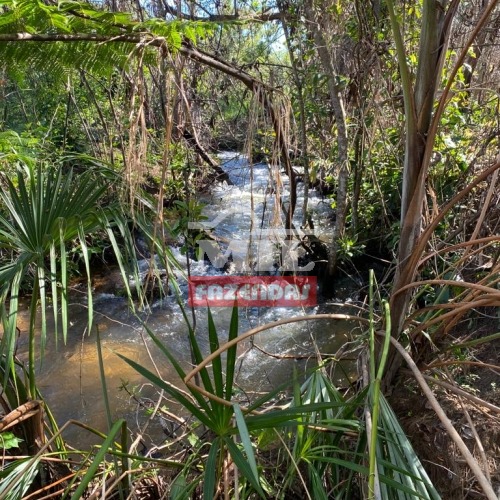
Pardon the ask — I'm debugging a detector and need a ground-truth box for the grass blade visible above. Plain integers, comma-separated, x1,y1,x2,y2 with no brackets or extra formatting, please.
203,438,220,500
49,241,58,348
59,218,68,344
37,264,47,356
78,221,93,334
68,419,126,500
225,305,238,401
207,308,223,398
233,403,259,482
0,457,41,499
225,437,266,498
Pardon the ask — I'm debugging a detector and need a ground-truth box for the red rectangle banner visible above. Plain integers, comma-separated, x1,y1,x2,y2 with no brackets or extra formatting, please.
188,276,317,307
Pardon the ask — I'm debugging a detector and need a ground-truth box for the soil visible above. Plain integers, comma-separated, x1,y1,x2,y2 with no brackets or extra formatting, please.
389,315,500,499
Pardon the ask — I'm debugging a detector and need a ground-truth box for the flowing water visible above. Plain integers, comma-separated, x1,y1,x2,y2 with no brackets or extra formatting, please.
15,153,362,448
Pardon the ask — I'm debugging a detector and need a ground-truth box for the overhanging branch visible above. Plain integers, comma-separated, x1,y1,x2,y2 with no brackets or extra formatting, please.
158,3,284,22
0,30,296,224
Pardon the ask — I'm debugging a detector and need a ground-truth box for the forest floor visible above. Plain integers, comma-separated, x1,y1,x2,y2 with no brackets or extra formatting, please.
390,315,500,499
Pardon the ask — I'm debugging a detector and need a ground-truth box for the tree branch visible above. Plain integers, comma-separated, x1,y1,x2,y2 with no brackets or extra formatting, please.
0,31,296,224
158,3,284,22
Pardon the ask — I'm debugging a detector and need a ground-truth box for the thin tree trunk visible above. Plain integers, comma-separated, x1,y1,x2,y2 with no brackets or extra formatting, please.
62,77,72,151
278,0,310,227
80,71,114,164
384,0,477,387
389,0,459,341
304,0,349,284
351,120,364,235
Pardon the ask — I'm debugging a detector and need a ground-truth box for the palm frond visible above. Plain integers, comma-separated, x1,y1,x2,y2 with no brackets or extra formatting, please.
0,159,167,395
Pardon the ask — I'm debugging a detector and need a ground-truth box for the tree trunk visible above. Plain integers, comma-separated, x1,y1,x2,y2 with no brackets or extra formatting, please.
278,0,310,228
384,0,461,386
304,0,349,286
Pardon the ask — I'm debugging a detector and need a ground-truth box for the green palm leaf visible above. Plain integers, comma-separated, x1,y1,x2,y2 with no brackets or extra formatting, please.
0,160,152,395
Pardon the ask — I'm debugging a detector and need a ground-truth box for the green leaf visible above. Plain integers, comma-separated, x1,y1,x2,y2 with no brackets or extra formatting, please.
225,305,238,401
0,432,22,450
207,308,223,398
68,419,126,500
225,438,266,498
187,321,216,402
183,24,197,44
115,351,214,429
78,221,93,334
0,457,41,499
170,473,196,500
245,402,354,431
203,438,219,500
233,404,259,482
168,26,182,50
134,322,212,414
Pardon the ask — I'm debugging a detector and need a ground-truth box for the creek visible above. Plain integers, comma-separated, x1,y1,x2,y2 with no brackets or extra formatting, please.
16,153,363,449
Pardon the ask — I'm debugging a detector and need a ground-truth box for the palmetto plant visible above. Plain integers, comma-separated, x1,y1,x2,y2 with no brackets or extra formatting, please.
0,160,144,398
118,307,270,498
0,156,184,498
116,302,441,499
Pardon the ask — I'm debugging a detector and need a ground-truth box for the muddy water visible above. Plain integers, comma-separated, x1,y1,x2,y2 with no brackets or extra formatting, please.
15,154,361,448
